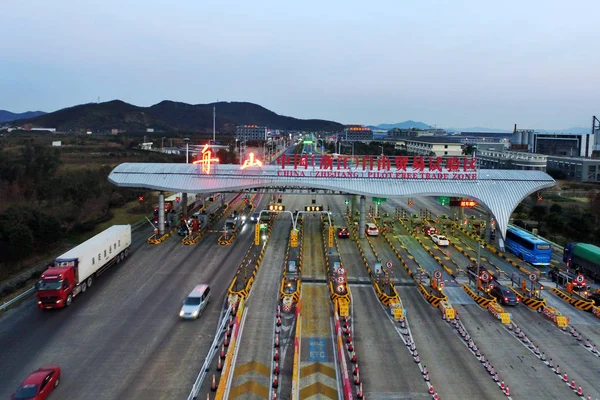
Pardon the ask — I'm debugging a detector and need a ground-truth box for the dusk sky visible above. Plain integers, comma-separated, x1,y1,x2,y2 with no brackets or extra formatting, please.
1,0,598,130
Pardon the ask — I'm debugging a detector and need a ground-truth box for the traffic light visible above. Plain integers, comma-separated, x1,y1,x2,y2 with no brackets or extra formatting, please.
328,225,334,248
138,195,144,203
305,205,323,212
176,196,181,203
345,199,350,205
269,204,285,211
408,200,413,206
254,223,260,245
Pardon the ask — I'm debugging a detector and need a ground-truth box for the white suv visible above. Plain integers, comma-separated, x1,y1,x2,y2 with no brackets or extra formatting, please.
365,223,379,236
431,234,449,246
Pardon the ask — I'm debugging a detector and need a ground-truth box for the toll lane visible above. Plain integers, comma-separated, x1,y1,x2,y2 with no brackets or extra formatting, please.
509,306,600,398
302,215,327,280
328,199,370,281
298,283,339,399
0,195,261,400
227,216,291,399
351,286,427,398
397,287,504,400
542,292,600,345
455,304,576,399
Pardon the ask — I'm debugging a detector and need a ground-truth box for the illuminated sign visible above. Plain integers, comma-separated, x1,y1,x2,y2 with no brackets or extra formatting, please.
449,199,477,208
274,155,478,181
305,205,323,212
240,152,263,169
193,144,219,174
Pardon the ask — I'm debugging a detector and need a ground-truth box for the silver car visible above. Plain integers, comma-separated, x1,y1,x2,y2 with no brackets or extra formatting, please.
179,284,211,320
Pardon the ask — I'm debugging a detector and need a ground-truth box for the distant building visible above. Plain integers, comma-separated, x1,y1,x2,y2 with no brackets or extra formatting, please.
146,128,155,133
510,130,595,158
534,133,594,158
476,150,547,171
388,128,446,138
51,141,62,147
341,125,373,141
139,142,153,150
395,137,463,157
236,125,268,141
546,156,600,182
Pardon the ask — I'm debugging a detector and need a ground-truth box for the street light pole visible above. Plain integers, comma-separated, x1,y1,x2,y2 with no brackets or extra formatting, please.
161,137,166,152
184,138,191,164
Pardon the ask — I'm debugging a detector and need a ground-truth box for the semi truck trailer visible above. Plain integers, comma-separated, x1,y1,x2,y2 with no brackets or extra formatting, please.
36,225,132,309
564,242,600,281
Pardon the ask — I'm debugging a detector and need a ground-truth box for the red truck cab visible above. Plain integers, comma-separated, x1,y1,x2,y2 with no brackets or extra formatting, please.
36,265,76,309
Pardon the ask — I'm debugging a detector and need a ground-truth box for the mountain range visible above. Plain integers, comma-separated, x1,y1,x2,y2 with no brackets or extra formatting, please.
3,100,344,133
1,102,592,134
0,110,46,123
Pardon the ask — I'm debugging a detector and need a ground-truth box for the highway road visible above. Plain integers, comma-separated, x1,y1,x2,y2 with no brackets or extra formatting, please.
0,194,267,400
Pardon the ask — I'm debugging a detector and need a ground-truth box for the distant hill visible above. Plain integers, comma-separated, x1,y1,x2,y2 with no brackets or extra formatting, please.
0,110,46,123
367,120,431,130
15,100,344,132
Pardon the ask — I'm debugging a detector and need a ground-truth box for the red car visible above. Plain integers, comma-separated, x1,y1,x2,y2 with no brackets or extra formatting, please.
11,366,61,400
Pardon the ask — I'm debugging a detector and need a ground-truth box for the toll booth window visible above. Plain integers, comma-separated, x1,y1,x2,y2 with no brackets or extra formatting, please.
109,246,112,254
288,261,296,273
114,243,117,250
98,253,101,260
104,250,107,258
118,240,121,246
92,257,95,265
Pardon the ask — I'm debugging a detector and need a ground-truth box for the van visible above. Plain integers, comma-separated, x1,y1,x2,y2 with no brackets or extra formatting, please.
179,284,211,319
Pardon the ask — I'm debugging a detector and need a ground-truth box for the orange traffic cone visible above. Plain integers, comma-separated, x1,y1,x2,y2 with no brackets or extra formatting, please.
350,350,357,363
217,357,223,371
577,386,583,396
206,394,210,400
275,334,280,348
500,381,505,391
429,385,434,395
211,374,217,391
504,385,510,396
272,375,279,388
563,372,568,382
272,389,277,400
224,334,229,347
274,361,279,376
274,348,279,362
354,368,360,385
571,380,576,390
276,317,281,327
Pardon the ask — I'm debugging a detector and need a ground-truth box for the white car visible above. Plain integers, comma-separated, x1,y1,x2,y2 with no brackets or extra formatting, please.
365,223,379,236
431,234,449,246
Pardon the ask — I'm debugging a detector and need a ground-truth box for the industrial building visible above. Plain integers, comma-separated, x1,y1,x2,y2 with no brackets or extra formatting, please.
236,125,268,141
546,156,600,182
510,129,595,158
476,150,547,171
394,137,464,157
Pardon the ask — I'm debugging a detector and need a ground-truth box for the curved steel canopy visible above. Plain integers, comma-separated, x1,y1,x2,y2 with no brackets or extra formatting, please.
108,163,555,240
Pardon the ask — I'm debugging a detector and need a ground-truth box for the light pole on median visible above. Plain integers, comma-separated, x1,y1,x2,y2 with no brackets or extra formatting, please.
161,136,166,152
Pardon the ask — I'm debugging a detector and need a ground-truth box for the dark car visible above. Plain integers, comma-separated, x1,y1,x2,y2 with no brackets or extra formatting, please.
489,284,519,306
12,366,61,400
337,227,350,238
250,212,260,222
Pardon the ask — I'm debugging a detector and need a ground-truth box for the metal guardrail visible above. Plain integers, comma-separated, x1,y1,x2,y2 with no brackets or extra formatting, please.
186,304,232,400
0,286,35,312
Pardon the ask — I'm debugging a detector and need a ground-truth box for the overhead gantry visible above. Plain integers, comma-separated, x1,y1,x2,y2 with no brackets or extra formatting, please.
108,156,555,247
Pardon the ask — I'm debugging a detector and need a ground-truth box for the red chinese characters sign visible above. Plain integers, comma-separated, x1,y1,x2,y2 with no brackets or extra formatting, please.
193,144,219,175
274,155,478,180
